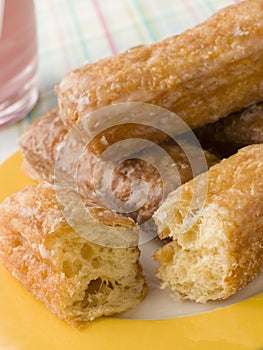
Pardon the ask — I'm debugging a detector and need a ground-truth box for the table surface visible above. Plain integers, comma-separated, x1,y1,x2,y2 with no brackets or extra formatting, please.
0,0,237,163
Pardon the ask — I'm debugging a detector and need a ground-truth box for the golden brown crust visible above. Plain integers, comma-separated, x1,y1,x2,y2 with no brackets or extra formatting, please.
57,0,263,139
19,108,67,182
0,183,146,327
19,110,218,225
154,144,263,302
196,101,263,148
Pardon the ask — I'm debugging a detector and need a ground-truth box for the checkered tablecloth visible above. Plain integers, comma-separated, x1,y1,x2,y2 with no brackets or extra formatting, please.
0,0,238,163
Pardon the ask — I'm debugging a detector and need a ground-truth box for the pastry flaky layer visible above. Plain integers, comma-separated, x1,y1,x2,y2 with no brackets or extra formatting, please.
0,183,147,328
57,0,263,141
154,144,263,303
19,108,218,225
196,101,263,148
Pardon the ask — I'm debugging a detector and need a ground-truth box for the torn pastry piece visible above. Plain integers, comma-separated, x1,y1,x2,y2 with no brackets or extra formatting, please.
154,144,263,303
19,109,218,225
195,102,263,157
0,182,146,327
57,0,263,151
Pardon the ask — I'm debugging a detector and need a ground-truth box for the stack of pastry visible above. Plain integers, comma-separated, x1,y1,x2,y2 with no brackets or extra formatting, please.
0,0,263,327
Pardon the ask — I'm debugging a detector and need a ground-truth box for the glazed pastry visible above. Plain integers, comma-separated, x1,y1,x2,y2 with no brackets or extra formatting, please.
19,108,67,183
154,144,263,302
0,182,146,327
196,101,263,149
57,0,263,152
19,109,218,225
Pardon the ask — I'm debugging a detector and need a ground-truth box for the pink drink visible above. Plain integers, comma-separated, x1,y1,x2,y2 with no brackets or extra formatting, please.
0,0,38,126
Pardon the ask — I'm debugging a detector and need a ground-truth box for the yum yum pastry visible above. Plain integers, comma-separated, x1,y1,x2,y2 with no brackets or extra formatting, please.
0,182,147,327
56,0,263,152
154,145,263,303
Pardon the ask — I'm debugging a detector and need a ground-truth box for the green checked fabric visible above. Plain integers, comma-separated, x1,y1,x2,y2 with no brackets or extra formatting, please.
0,0,237,163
